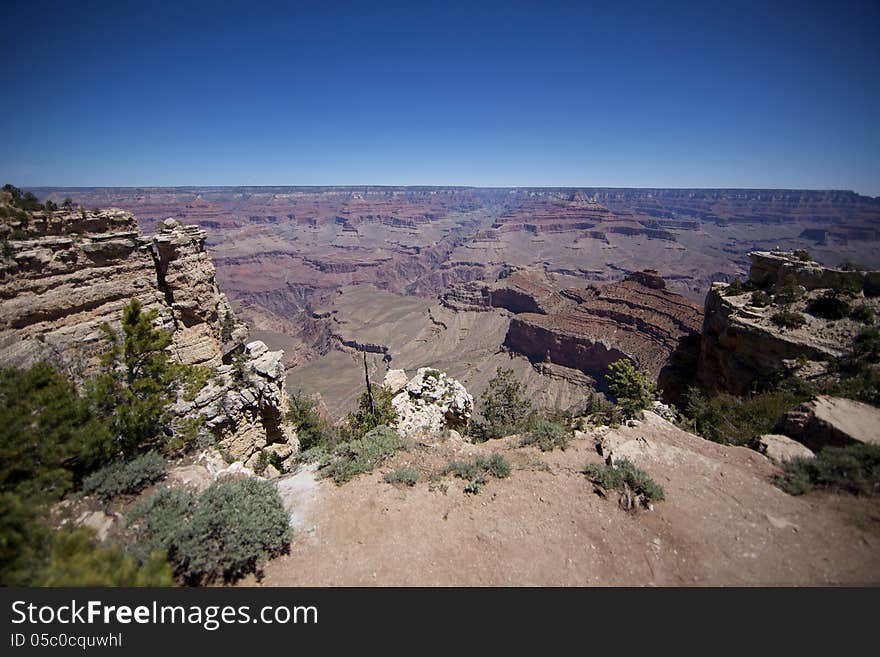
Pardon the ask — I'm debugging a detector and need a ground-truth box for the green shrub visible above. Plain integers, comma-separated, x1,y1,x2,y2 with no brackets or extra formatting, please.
776,444,880,496
771,310,806,329
751,290,772,307
128,477,291,584
852,327,880,364
583,458,665,505
346,385,398,440
82,452,166,500
829,276,864,296
1,363,112,500
583,393,623,427
606,359,659,419
682,387,807,446
287,391,336,452
86,299,199,456
851,304,876,325
807,291,851,320
443,459,478,480
35,526,173,586
520,419,569,452
384,468,420,486
774,278,804,304
724,278,747,296
469,368,533,441
793,249,813,262
442,453,511,492
323,425,408,484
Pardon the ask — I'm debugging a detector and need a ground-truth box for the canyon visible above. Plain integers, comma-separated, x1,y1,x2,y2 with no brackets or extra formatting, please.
24,186,880,416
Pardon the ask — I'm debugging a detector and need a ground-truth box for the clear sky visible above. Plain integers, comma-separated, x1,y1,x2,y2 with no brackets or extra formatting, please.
2,0,878,195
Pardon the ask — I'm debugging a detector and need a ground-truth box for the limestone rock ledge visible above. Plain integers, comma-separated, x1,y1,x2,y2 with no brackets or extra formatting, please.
0,208,290,463
697,251,880,395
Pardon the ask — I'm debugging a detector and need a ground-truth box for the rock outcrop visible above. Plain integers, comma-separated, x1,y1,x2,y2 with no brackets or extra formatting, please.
773,396,880,451
0,206,293,465
391,368,474,438
499,271,703,396
754,434,814,465
698,251,880,394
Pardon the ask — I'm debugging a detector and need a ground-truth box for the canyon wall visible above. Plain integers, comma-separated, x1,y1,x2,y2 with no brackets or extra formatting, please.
0,206,295,465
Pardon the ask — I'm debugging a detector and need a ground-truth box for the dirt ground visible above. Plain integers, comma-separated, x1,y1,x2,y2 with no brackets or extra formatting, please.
250,413,880,586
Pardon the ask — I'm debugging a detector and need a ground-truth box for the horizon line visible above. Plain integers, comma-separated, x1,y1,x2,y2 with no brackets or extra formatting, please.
18,184,876,197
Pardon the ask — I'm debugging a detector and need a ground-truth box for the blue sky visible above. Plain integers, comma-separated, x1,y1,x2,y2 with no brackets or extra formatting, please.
2,1,878,194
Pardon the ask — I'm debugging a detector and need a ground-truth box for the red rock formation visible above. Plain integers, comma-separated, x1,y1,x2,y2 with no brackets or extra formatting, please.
496,271,702,396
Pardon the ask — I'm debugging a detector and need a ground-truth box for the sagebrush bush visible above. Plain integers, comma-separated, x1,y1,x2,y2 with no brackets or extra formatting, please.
583,458,665,504
443,453,511,492
771,310,806,329
384,468,419,486
324,425,408,484
775,444,880,496
127,478,291,585
82,452,166,500
520,419,569,452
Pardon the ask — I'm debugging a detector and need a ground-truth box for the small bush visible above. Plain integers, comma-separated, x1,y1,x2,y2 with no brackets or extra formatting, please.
583,458,665,507
775,444,880,497
771,310,806,329
807,291,851,320
606,359,659,419
346,385,398,440
81,452,166,500
751,290,772,307
682,387,806,446
724,279,748,296
287,391,337,452
442,453,510,493
829,276,864,296
520,419,569,452
850,304,875,325
583,393,622,427
793,249,813,262
128,477,291,584
774,278,805,304
852,328,880,364
323,425,408,484
469,368,533,441
384,468,419,486
35,526,173,586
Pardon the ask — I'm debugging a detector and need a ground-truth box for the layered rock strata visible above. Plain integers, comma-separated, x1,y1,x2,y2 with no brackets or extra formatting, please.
0,207,293,463
698,251,880,394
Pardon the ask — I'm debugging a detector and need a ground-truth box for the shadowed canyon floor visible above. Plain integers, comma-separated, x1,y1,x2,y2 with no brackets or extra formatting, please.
251,413,880,586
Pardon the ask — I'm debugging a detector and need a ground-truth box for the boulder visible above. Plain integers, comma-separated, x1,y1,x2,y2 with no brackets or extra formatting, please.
774,396,880,451
755,434,814,465
383,368,409,394
391,367,474,438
